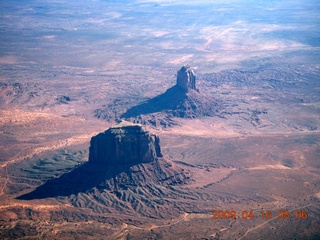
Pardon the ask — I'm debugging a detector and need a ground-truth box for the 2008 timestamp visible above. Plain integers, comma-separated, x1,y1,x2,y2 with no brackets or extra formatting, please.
212,210,308,220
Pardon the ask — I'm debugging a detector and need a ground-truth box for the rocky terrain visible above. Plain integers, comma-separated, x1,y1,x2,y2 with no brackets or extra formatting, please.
1,62,319,239
95,65,272,128
89,121,162,165
16,122,195,220
117,66,220,126
176,65,197,92
1,0,320,239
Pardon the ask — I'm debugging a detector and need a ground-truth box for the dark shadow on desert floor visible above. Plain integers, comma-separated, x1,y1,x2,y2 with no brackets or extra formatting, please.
16,162,136,200
121,85,188,118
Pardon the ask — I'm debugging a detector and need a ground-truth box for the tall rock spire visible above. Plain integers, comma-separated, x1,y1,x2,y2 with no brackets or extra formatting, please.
176,65,196,92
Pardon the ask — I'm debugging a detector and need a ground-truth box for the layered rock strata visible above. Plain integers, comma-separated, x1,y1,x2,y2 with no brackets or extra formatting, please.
89,121,162,165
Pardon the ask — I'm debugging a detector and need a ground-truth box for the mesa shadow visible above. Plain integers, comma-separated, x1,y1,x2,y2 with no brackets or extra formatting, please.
121,85,188,118
16,162,135,200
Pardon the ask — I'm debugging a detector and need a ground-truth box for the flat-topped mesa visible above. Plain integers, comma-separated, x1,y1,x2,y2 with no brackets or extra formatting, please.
89,121,162,165
176,65,196,92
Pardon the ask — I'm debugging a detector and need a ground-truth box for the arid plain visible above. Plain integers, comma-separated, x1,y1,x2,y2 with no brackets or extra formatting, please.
1,0,320,239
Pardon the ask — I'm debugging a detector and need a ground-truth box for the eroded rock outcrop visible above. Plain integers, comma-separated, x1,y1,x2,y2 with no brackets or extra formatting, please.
89,121,162,165
176,65,197,92
17,121,195,219
118,66,219,126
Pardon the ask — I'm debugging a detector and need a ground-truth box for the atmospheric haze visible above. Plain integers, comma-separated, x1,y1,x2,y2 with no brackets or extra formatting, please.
0,0,319,239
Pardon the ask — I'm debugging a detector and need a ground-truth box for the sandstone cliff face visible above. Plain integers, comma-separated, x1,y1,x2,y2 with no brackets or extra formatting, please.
18,121,192,219
119,66,219,127
176,65,196,92
89,122,162,165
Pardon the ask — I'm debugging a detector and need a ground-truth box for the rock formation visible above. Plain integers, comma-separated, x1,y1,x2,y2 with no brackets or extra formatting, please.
176,65,197,92
89,121,162,165
17,121,193,220
118,66,219,126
